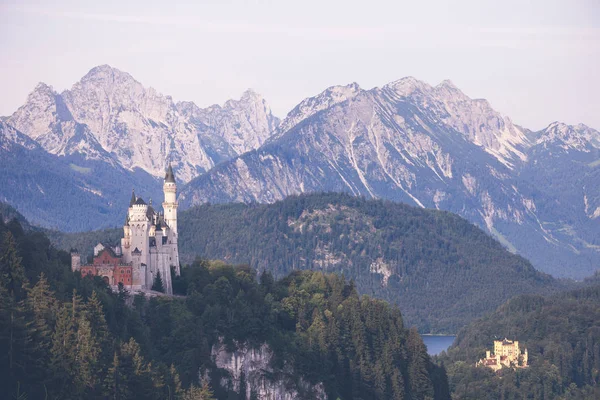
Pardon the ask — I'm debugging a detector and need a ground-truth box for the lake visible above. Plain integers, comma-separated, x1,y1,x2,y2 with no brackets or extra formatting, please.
421,335,456,356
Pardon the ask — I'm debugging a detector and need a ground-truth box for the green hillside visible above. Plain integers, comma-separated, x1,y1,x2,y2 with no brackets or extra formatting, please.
439,284,600,399
0,216,449,400
47,193,564,333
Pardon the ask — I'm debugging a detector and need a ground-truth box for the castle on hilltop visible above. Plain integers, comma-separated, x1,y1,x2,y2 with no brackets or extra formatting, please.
477,338,528,372
71,164,180,294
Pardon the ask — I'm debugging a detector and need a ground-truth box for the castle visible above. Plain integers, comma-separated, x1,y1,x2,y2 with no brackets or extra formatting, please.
71,164,180,294
477,338,528,372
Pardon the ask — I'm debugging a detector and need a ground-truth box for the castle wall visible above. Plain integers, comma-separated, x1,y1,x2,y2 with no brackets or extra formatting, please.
114,265,133,287
71,252,81,272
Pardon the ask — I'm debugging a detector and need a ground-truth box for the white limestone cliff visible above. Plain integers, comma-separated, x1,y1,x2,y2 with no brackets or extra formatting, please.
212,341,326,400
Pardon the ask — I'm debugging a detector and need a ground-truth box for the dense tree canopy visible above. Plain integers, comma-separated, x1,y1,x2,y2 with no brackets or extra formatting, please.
0,215,449,399
438,285,600,399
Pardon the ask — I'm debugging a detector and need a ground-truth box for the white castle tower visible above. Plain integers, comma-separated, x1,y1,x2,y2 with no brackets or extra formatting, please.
162,164,180,275
118,163,180,294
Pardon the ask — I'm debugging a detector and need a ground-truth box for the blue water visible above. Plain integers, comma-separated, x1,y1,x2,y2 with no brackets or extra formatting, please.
421,335,456,356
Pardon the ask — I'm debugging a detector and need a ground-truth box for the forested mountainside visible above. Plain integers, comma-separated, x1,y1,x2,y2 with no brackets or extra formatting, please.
0,201,33,230
438,284,600,399
48,193,564,333
0,216,449,400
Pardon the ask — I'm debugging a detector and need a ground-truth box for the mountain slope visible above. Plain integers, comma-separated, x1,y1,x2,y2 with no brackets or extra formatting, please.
7,65,280,183
49,193,563,333
180,79,600,279
0,121,162,231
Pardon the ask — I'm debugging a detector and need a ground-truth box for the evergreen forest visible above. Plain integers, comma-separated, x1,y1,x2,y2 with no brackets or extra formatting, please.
438,284,600,399
0,214,450,400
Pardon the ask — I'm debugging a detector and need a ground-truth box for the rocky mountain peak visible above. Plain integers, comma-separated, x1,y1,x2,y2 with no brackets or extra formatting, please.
32,82,56,96
224,89,267,110
383,77,529,166
23,82,58,109
79,64,137,86
274,82,362,136
4,66,281,183
384,76,432,97
239,88,262,100
535,122,600,150
7,82,62,139
437,79,459,89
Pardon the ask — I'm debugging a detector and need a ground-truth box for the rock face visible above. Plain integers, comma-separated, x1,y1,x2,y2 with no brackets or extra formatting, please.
180,79,531,225
212,341,326,400
7,65,280,183
180,78,600,279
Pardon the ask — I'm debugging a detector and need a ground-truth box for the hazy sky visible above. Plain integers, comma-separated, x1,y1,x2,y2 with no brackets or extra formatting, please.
1,0,598,130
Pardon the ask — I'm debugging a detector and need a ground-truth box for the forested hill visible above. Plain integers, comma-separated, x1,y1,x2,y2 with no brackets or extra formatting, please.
47,193,565,333
0,215,450,400
439,284,600,399
0,202,33,230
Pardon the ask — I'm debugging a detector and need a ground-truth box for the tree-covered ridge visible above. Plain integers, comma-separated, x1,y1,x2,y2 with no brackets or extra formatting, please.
0,215,449,399
47,193,564,333
0,202,33,230
438,285,600,399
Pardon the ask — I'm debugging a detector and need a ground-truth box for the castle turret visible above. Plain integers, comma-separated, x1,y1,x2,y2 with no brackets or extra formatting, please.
130,189,136,206
70,249,81,272
162,163,180,278
162,163,178,234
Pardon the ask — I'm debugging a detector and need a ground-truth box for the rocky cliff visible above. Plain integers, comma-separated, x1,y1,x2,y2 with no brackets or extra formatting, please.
212,341,326,400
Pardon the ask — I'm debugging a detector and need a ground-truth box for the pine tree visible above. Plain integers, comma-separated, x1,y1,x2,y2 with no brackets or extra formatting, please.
406,327,434,399
152,271,165,293
0,283,29,398
50,305,76,397
181,383,215,400
0,231,28,301
120,338,157,399
24,273,58,391
0,232,30,398
104,351,130,400
239,370,247,400
74,314,101,393
166,363,183,400
391,368,406,400
86,290,111,359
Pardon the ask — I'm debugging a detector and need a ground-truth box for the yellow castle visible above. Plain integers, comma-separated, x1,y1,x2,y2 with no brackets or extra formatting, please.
476,338,528,372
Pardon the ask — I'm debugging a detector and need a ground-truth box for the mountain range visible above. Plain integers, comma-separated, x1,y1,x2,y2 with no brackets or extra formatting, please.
1,65,599,278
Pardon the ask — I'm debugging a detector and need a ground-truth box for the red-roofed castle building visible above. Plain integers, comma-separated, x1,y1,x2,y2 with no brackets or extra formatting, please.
71,164,180,294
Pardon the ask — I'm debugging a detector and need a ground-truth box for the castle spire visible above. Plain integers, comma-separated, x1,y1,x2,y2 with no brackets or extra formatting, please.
130,189,136,206
165,163,175,183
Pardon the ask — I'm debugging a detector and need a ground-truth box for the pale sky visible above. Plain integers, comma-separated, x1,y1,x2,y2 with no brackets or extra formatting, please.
0,0,599,130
